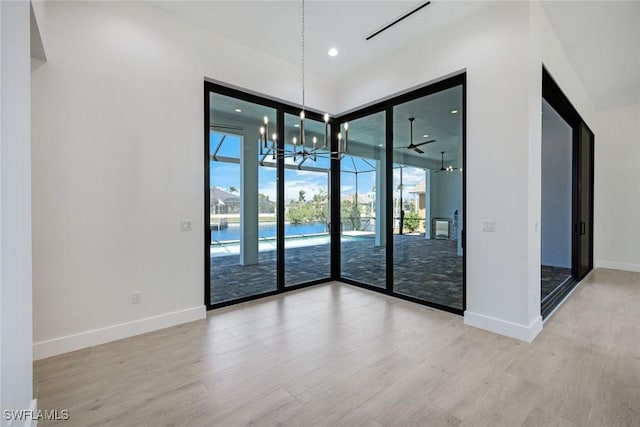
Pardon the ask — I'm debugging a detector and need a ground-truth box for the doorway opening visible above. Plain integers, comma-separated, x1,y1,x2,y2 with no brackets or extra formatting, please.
541,68,595,319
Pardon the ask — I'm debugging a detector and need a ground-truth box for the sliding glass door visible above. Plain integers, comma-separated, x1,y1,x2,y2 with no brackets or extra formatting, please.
575,122,594,280
206,74,466,314
208,92,278,305
392,86,464,310
541,67,595,318
283,113,331,287
339,111,386,288
206,84,333,308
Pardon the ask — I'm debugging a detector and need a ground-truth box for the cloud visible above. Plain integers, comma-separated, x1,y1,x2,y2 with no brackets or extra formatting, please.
393,166,425,188
258,180,277,201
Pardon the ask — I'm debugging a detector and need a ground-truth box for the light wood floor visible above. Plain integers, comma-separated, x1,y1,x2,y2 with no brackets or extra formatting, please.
34,269,640,426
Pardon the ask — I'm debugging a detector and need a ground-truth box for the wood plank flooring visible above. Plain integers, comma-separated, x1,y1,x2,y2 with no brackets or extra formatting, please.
34,268,640,426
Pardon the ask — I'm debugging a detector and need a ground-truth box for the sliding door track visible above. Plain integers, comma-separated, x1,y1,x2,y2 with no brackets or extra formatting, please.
541,276,578,320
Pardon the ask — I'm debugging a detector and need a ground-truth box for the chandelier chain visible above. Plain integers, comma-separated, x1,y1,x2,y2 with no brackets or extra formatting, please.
257,0,342,163
301,0,305,110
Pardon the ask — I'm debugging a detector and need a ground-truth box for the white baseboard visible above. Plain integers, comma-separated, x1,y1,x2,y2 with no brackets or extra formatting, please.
33,306,206,360
464,311,543,343
7,399,38,427
28,399,37,427
595,260,640,272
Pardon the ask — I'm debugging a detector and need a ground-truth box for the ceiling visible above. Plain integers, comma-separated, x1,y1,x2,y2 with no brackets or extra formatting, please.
153,1,639,111
150,0,491,81
541,1,640,109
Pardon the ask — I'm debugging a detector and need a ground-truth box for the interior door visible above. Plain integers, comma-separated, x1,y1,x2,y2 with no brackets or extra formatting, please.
575,122,594,280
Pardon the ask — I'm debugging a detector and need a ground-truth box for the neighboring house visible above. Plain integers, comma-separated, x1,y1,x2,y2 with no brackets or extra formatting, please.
210,187,275,214
210,187,239,214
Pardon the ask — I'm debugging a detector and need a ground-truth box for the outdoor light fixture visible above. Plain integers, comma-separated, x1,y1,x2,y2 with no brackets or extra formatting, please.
258,0,348,164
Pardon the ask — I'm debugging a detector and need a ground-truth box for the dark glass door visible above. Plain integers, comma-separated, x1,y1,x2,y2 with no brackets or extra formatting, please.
283,113,331,287
339,112,387,289
208,92,278,306
541,67,595,318
391,85,464,311
575,122,594,280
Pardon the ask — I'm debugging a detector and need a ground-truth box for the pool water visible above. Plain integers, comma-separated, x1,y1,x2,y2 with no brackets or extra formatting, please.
212,222,327,242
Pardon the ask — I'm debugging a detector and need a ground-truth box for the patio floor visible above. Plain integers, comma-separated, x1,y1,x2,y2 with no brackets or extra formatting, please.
541,265,572,300
210,235,464,309
210,236,569,310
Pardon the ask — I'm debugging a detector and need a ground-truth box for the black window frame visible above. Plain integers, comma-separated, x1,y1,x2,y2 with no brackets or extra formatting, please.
204,73,467,315
333,73,467,315
540,67,595,319
204,82,334,310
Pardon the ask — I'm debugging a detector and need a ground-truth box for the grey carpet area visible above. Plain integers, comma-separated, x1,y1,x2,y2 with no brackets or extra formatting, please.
210,240,569,310
211,235,464,310
541,265,572,300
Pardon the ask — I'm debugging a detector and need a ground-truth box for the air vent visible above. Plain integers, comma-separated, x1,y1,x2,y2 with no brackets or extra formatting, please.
365,1,432,41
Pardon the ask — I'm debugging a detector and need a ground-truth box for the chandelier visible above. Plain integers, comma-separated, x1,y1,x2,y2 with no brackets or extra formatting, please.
258,0,348,163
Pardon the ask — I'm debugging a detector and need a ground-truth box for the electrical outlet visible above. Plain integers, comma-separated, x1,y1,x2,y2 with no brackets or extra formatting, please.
131,291,142,304
181,219,192,232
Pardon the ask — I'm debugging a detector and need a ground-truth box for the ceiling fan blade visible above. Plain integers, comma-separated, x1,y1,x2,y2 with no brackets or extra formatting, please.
413,139,436,147
413,147,424,154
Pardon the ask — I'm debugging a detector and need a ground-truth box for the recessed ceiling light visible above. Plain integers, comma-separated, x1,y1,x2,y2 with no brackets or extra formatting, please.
235,108,242,113
451,109,459,114
294,124,300,128
423,134,429,138
378,144,384,147
328,48,339,57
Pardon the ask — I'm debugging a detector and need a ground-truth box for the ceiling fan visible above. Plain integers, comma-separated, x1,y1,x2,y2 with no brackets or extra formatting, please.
403,117,436,154
435,151,459,173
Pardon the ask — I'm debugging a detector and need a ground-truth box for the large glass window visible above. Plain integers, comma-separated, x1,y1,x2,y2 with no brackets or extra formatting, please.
206,74,465,314
392,85,464,310
209,92,278,305
339,111,386,288
283,113,331,286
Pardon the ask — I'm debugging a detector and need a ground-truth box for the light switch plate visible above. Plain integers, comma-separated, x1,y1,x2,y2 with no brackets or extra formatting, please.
131,291,142,304
481,219,496,232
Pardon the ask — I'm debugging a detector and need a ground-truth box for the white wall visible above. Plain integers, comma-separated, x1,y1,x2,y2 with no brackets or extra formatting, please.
541,101,572,268
430,171,461,224
1,0,35,422
429,170,462,255
31,1,333,359
594,103,640,271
